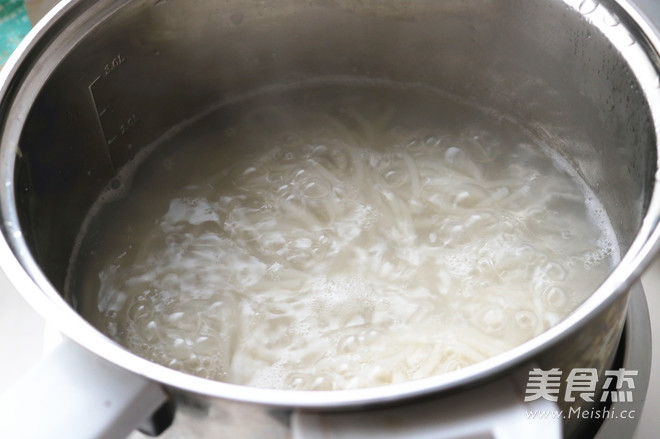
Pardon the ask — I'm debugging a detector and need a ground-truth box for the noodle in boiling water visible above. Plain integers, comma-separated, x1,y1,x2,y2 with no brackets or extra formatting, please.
71,82,617,390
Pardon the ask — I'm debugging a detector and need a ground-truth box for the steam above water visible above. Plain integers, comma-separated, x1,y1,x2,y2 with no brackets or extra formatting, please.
72,82,617,390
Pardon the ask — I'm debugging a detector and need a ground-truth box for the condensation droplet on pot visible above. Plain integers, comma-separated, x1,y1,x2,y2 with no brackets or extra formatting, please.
622,32,636,47
578,0,599,14
603,11,620,27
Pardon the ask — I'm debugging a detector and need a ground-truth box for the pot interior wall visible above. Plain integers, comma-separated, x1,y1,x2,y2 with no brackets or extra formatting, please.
11,0,657,302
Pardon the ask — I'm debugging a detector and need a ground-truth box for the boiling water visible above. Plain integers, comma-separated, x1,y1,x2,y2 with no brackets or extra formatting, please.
72,82,617,390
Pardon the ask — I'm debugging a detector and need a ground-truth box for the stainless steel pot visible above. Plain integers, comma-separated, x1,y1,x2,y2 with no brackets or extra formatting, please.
1,0,660,438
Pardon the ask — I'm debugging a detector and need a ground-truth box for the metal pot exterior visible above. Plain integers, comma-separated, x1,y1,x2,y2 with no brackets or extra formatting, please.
1,0,660,438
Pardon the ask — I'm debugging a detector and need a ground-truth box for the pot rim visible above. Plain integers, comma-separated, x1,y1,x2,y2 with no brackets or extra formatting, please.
1,0,660,409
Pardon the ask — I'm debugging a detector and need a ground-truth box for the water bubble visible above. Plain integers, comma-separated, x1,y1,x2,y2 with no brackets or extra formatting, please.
291,169,331,199
514,245,536,262
480,306,507,333
266,169,288,185
451,184,488,208
339,334,360,353
368,365,393,384
543,286,569,311
311,245,328,260
230,163,264,187
543,262,566,280
285,373,306,389
444,147,482,178
309,143,328,157
127,302,148,321
382,167,408,188
515,309,538,331
302,180,331,198
307,376,335,390
167,311,184,322
403,138,424,154
294,238,313,249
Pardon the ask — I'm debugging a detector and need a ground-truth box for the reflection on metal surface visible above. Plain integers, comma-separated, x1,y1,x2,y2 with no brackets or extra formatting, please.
0,0,659,437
